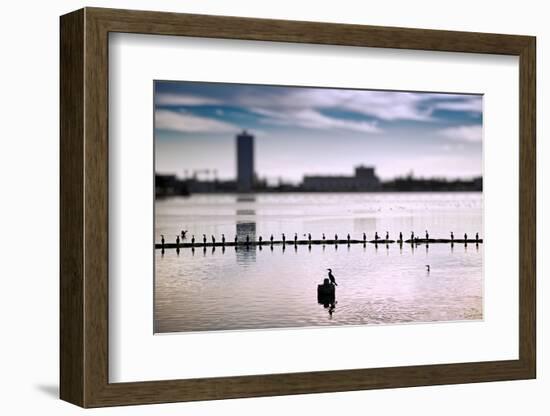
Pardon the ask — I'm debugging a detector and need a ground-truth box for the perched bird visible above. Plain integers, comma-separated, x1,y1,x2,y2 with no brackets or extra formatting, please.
202,234,207,245
211,235,216,245
246,235,250,245
161,234,165,245
270,234,274,243
308,233,312,242
294,233,298,244
426,265,430,273
411,231,415,241
191,235,195,245
322,233,326,241
334,233,338,242
385,231,389,240
175,235,180,245
234,235,238,244
375,232,379,241
327,268,338,286
425,230,429,240
347,233,351,242
450,231,454,241
282,233,286,243
464,233,468,240
222,234,226,244
399,232,403,242
259,236,263,244
475,232,479,241
363,232,367,242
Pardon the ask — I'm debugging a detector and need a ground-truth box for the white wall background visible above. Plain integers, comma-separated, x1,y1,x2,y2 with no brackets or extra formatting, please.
0,0,545,414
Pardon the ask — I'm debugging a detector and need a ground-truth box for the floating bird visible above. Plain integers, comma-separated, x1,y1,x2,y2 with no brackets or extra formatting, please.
327,268,338,286
385,231,389,240
181,230,188,239
425,230,429,240
426,265,430,273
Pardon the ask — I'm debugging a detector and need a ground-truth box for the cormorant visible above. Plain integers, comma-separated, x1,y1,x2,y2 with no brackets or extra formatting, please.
334,233,338,242
176,235,180,246
161,234,165,246
426,265,430,272
259,236,263,244
202,234,207,245
363,232,366,242
347,233,350,242
246,235,250,245
322,233,326,241
270,234,274,243
464,233,468,240
282,233,286,243
399,232,403,242
222,234,225,244
385,231,389,240
475,232,479,241
294,233,298,244
191,235,195,245
375,232,379,241
234,235,238,244
450,231,454,241
308,233,312,242
425,230,429,240
411,231,415,241
327,268,338,286
211,235,215,244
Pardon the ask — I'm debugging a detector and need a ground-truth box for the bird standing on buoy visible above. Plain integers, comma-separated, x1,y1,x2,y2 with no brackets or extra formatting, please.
327,268,338,286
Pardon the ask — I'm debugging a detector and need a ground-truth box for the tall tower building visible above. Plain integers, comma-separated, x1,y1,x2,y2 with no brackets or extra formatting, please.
236,130,254,192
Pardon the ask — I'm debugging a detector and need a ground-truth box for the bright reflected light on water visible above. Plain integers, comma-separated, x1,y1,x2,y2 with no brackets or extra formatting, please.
155,192,483,333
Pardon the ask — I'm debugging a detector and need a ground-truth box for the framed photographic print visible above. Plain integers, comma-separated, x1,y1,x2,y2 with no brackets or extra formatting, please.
60,7,536,407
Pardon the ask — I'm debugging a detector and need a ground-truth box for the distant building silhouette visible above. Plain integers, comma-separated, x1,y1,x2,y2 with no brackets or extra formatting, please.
302,165,380,192
237,130,255,192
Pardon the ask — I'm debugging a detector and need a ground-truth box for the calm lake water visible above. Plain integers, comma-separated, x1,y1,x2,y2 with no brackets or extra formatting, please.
154,192,483,333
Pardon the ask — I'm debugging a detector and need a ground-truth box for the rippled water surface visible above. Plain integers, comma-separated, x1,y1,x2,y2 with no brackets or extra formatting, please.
155,192,483,333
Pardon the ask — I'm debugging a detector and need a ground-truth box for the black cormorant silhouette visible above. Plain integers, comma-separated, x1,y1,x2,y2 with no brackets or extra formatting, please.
411,231,415,241
347,233,350,242
375,232,379,241
222,234,226,244
425,230,429,240
246,235,250,245
450,231,454,241
475,232,479,241
294,233,298,244
308,233,312,242
464,233,468,240
234,235,238,244
399,232,403,242
426,265,430,272
259,236,263,244
385,231,389,240
176,235,180,246
282,233,286,243
202,234,207,245
270,234,274,243
334,234,338,242
322,233,326,241
327,268,337,286
160,235,165,246
191,235,195,245
363,232,366,242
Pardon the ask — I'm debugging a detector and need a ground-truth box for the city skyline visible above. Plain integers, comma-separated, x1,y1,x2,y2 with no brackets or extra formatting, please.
155,81,483,183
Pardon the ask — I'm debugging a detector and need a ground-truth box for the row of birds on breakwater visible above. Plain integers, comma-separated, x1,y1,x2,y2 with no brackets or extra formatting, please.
157,230,483,249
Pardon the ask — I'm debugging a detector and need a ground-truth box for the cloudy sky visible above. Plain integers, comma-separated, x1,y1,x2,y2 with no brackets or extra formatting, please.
154,81,482,183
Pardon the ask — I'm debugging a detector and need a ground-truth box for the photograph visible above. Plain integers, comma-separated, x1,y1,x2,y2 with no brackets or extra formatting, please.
153,80,484,334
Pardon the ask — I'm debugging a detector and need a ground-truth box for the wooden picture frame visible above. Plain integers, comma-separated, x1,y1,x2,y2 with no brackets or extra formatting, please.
60,7,536,408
